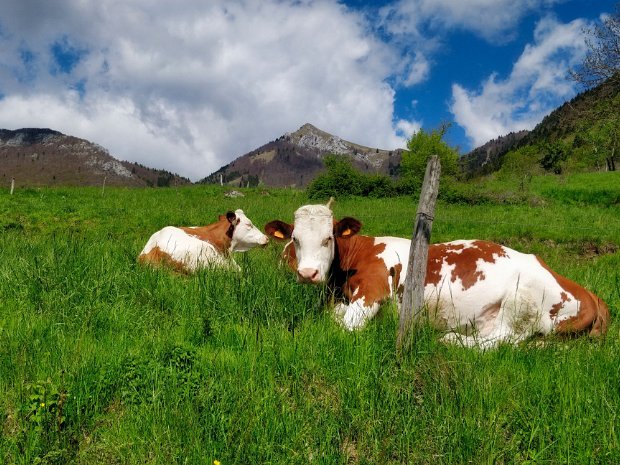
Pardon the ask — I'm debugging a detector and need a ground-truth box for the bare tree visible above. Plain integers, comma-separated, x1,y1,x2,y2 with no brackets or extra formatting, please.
569,3,620,88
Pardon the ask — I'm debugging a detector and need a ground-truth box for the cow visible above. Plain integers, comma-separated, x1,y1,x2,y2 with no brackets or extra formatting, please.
139,209,268,273
264,202,609,348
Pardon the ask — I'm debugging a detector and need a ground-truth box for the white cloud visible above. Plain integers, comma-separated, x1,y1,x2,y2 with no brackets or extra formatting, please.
450,17,588,147
403,53,431,86
395,119,422,139
380,0,565,43
0,0,416,180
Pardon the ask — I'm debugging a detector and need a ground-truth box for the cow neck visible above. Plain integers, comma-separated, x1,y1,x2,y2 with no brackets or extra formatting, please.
327,236,347,293
180,218,234,255
328,235,375,291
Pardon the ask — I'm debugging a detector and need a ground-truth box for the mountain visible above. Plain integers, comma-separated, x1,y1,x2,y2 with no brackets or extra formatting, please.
460,74,620,177
0,128,190,188
459,130,529,177
199,123,403,187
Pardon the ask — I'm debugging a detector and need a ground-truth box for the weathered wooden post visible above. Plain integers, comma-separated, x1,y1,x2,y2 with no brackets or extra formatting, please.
397,155,441,351
10,177,15,195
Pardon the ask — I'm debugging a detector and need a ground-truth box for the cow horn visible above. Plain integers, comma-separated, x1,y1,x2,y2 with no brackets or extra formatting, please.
326,197,335,210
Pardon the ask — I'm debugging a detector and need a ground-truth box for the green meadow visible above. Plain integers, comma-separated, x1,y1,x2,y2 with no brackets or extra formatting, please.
1,172,619,464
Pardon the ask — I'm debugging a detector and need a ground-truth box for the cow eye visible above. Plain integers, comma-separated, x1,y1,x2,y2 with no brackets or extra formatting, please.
321,237,332,247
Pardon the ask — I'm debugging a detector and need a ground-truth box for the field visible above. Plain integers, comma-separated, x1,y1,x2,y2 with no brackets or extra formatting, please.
1,172,619,464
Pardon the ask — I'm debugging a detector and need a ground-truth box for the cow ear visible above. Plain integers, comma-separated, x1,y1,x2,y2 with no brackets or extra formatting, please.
226,211,237,223
335,217,361,238
264,220,293,240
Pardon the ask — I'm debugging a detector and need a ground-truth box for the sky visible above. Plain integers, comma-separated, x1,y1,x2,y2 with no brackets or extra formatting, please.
0,0,616,181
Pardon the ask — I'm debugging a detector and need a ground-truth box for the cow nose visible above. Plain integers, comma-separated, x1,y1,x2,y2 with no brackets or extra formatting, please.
298,268,320,283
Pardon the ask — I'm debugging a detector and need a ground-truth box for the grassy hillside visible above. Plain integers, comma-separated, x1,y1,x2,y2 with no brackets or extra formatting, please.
461,74,620,177
1,176,619,464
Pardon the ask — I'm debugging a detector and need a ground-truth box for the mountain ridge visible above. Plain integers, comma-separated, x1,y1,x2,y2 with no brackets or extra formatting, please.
0,128,191,188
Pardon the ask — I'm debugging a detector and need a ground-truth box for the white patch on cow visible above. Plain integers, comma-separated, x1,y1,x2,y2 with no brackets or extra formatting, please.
335,297,381,330
292,204,335,282
375,237,410,268
230,209,269,252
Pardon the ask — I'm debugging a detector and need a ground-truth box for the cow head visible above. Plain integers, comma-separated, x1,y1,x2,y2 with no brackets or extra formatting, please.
226,209,269,252
264,202,361,283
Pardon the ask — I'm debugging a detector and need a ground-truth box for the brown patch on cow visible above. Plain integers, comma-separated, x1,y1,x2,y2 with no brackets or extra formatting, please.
537,257,610,336
180,215,233,255
336,235,391,306
282,241,298,270
587,291,610,337
549,292,570,318
426,240,508,290
390,263,403,295
138,246,189,274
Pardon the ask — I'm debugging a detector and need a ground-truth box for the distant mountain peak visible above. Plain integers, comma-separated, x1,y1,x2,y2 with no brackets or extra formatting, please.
200,123,403,188
285,123,351,156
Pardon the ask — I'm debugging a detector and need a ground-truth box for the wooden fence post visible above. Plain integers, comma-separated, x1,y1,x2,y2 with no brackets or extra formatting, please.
10,177,15,195
397,155,441,352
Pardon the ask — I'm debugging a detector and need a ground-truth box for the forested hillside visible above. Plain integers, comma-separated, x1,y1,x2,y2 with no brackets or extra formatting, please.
461,74,619,177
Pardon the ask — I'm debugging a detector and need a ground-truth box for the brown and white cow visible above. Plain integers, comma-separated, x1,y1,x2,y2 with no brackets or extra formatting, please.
265,203,609,348
139,209,268,273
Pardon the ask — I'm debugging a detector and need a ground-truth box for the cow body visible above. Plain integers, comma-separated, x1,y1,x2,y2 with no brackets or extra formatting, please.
265,204,609,348
139,209,268,273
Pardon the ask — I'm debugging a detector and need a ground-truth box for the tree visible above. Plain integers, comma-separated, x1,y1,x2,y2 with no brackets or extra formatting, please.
587,117,619,171
307,155,366,199
569,3,620,88
306,155,397,199
399,124,459,193
539,141,569,174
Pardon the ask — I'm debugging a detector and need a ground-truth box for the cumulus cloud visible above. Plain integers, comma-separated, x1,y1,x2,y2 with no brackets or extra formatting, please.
379,0,565,43
0,0,416,180
450,17,588,147
375,0,568,92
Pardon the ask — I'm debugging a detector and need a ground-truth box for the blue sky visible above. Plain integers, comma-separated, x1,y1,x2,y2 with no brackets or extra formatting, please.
0,0,616,180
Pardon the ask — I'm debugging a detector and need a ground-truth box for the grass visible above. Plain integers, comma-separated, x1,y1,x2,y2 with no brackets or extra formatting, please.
1,173,619,464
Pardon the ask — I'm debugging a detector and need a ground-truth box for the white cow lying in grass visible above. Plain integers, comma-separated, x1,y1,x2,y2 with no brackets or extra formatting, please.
265,202,609,348
139,209,268,273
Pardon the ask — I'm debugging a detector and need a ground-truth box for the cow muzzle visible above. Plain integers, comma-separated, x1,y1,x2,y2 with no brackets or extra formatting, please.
297,268,321,284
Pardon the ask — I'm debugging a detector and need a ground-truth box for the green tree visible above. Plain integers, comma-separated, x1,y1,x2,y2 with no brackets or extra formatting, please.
499,145,543,181
539,141,570,174
307,155,397,199
399,124,459,193
307,155,366,199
